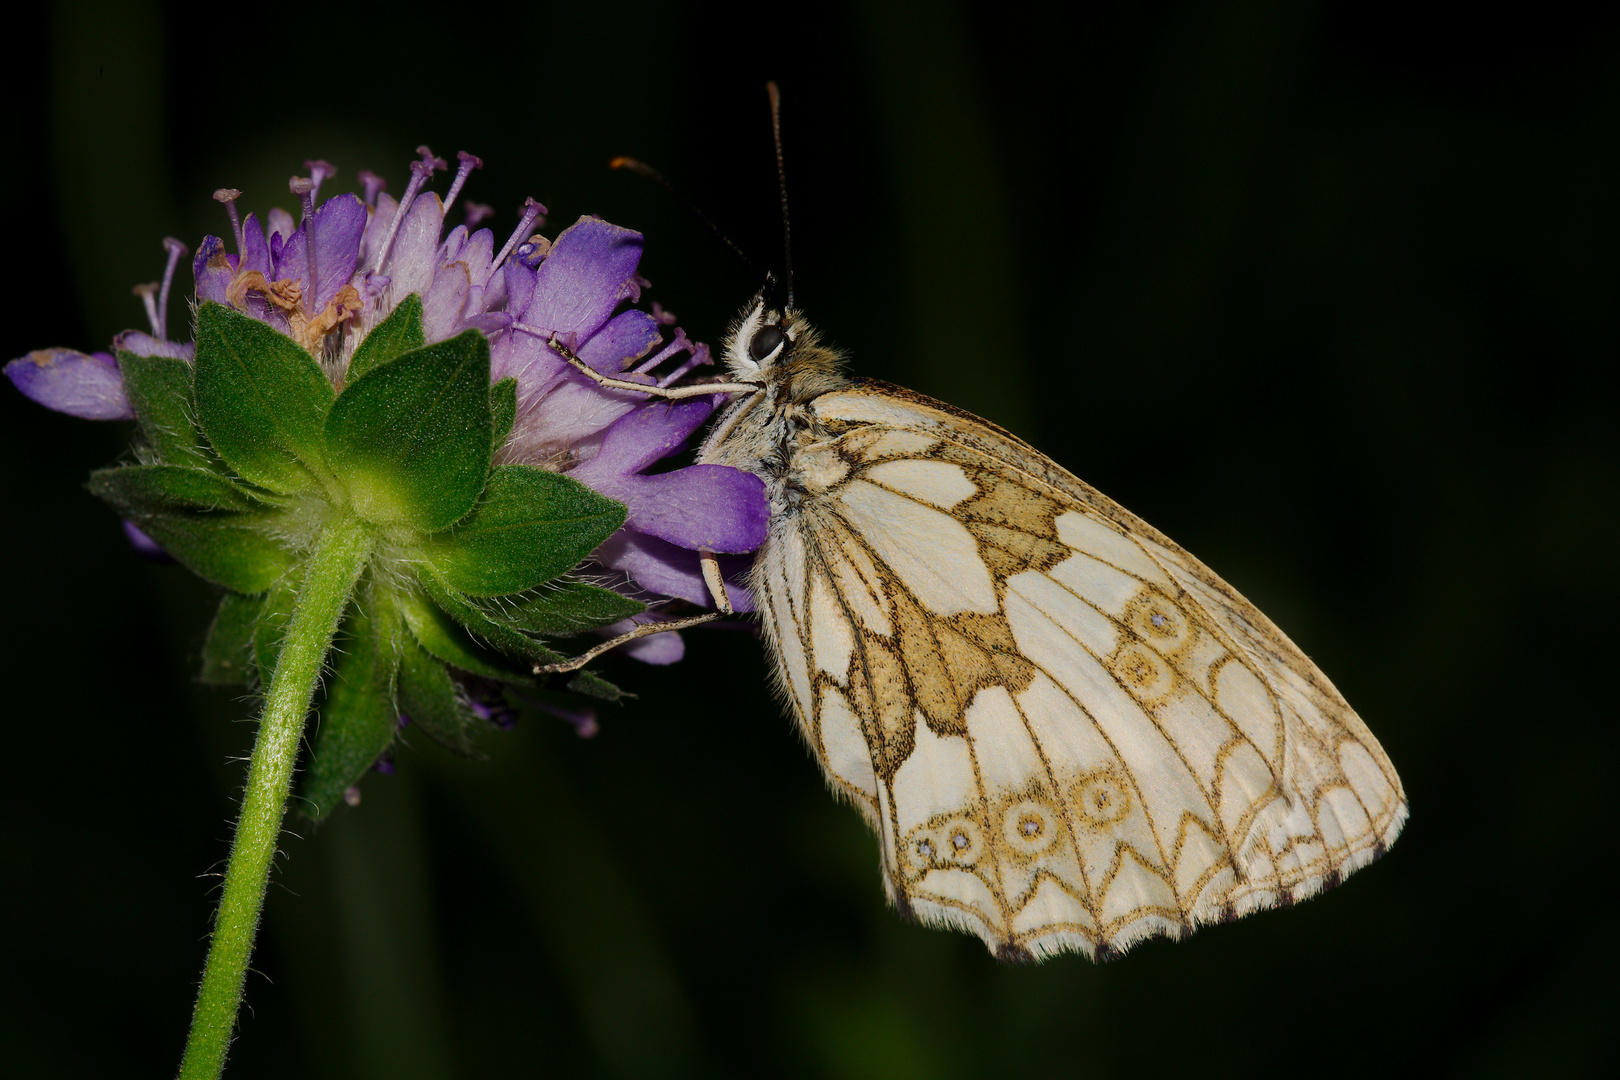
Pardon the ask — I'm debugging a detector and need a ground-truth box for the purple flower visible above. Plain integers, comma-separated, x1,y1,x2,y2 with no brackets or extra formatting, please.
7,148,768,651
5,348,133,420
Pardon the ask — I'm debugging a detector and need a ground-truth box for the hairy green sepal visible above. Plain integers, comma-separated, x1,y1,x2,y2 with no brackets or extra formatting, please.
193,302,334,493
326,329,492,531
426,465,626,596
199,592,264,685
119,352,208,466
302,590,402,819
95,310,641,813
345,293,426,384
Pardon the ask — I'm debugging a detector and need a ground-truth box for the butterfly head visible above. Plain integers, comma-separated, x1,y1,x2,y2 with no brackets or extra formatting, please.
723,290,847,402
723,292,794,379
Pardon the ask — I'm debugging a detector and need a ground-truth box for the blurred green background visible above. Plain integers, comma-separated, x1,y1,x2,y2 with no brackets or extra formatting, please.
3,0,1616,1076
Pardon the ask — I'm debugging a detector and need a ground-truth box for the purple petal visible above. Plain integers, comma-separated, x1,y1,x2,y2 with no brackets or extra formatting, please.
421,260,470,341
601,617,686,664
592,531,757,611
584,464,769,553
276,193,365,313
308,193,366,311
459,228,496,290
193,235,236,305
358,193,398,273
239,213,272,278
488,327,558,390
6,349,133,420
387,192,445,304
234,214,275,323
522,217,644,340
480,255,510,313
123,520,174,562
570,396,719,481
461,312,512,337
265,207,296,274
502,254,537,317
273,224,307,295
114,331,195,361
577,309,663,374
439,224,470,264
506,377,644,464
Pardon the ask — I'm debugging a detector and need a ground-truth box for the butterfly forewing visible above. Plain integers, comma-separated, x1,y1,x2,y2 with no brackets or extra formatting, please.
748,378,1407,960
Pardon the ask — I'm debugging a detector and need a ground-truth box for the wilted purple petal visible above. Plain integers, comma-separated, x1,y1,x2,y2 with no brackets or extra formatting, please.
522,218,643,340
114,331,195,361
577,309,662,374
592,531,756,612
6,349,133,420
193,235,235,305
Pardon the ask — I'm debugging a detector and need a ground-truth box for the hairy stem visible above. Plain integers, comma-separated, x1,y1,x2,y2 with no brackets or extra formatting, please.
179,516,372,1079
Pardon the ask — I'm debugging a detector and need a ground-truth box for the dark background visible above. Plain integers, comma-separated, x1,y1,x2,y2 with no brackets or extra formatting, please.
2,1,1616,1076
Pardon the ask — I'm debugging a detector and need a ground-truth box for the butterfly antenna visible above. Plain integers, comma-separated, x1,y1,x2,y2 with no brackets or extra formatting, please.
766,81,794,310
609,156,777,305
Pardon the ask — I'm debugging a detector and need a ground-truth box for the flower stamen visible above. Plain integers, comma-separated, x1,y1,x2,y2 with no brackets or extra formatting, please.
290,176,318,226
357,170,386,209
289,176,321,323
133,282,161,337
416,145,448,173
304,159,336,203
658,344,713,387
369,159,435,276
157,238,187,341
213,189,245,255
442,151,483,214
493,197,548,272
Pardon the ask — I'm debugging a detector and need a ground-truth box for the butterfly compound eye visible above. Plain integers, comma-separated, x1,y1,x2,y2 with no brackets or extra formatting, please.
749,323,785,362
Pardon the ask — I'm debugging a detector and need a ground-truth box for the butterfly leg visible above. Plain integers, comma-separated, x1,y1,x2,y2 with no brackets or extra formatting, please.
533,552,741,674
533,610,724,675
545,337,761,399
701,550,735,614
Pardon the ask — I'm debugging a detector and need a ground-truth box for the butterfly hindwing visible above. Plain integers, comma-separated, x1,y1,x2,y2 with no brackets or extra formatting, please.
751,380,1407,959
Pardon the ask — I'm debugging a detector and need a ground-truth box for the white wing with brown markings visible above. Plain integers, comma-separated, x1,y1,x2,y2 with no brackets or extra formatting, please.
751,380,1406,961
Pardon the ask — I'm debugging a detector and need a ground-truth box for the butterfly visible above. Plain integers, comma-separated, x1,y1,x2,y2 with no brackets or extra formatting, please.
548,294,1407,962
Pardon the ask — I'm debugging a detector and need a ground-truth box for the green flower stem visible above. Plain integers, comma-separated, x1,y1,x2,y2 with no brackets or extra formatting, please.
179,515,373,1080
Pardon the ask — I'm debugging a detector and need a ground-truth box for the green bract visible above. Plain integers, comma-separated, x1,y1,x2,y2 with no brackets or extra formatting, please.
98,298,643,817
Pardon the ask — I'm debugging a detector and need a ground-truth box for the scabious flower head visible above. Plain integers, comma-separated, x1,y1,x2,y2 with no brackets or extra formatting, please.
8,148,766,630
